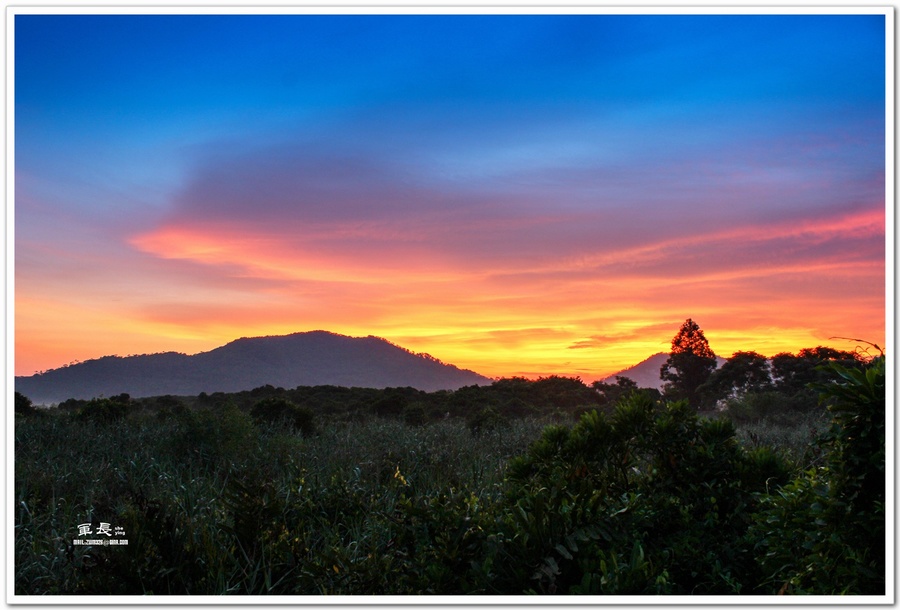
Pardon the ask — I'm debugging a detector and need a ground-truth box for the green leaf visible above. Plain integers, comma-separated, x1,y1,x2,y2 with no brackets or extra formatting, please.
555,544,573,560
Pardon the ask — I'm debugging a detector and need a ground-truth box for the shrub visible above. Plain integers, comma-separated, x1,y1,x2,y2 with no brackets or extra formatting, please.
402,402,428,426
174,403,257,467
57,398,85,412
15,392,37,416
75,397,129,424
466,406,509,436
751,356,885,594
724,391,794,424
494,394,790,594
251,397,316,436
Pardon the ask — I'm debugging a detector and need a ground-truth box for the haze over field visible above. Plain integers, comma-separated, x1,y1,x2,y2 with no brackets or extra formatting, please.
14,12,887,382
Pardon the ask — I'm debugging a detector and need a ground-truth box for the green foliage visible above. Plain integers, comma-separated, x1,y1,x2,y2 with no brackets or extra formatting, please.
495,394,790,594
251,397,316,436
401,402,428,426
75,396,130,424
152,395,189,420
818,356,885,506
723,390,795,424
14,356,886,597
15,411,551,595
466,405,509,436
752,356,885,594
173,403,257,467
733,410,828,468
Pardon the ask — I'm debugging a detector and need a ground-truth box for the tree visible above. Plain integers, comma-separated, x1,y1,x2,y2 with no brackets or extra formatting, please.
752,356,885,594
699,351,772,406
771,347,861,395
770,347,864,411
251,397,316,436
591,376,662,409
660,319,717,409
14,391,35,416
592,376,639,407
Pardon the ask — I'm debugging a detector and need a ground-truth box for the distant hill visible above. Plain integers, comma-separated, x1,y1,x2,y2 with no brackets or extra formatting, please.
602,353,670,390
603,352,726,390
15,331,493,404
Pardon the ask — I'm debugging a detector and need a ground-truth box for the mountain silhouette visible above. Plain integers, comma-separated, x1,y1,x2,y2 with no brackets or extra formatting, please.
16,331,492,404
602,352,726,390
602,353,670,390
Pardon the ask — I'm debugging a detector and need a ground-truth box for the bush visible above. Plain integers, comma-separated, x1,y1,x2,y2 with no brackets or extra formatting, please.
724,391,794,424
493,394,790,594
174,403,257,467
75,397,129,424
751,356,885,594
15,392,36,416
251,397,316,436
466,406,509,436
402,402,428,426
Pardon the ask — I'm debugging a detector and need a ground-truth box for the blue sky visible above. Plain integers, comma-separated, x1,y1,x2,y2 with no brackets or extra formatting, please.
14,12,887,379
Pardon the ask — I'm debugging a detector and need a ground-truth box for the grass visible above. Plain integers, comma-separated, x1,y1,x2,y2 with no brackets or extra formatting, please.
732,410,830,469
14,410,555,595
14,402,836,595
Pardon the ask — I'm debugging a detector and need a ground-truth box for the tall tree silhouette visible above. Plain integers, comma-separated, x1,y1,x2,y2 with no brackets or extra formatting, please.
660,318,717,409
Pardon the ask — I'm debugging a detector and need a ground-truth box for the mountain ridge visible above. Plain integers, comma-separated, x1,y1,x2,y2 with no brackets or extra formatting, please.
16,330,492,404
602,352,670,390
602,352,726,390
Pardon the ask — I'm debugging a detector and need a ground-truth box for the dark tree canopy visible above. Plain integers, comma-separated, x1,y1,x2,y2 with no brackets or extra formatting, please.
768,346,864,410
660,319,718,408
669,318,716,358
15,391,35,415
591,376,661,408
699,350,772,405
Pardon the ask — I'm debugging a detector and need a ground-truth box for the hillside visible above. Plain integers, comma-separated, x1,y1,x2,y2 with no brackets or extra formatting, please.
15,331,493,404
603,352,726,390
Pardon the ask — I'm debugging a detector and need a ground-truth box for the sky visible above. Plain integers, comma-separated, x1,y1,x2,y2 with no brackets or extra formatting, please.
13,12,888,381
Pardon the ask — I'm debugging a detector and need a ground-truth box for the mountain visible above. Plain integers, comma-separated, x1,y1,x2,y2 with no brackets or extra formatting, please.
15,331,493,404
602,352,726,390
602,353,670,390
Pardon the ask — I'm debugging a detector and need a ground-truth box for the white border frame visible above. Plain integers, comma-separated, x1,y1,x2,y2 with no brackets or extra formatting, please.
5,4,894,606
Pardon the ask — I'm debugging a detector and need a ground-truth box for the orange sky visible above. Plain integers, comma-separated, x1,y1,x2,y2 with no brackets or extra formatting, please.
15,204,886,381
14,13,888,383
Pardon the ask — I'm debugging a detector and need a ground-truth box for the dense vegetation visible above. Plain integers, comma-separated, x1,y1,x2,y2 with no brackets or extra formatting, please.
14,339,885,596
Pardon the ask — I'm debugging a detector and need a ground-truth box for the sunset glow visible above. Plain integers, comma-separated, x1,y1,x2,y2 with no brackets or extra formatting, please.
14,12,888,383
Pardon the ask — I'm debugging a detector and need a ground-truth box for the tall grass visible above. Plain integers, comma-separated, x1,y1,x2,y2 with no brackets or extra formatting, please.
15,410,552,595
16,402,836,595
732,410,830,468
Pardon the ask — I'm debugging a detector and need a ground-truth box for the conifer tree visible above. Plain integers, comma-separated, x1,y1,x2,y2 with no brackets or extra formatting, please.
660,318,718,408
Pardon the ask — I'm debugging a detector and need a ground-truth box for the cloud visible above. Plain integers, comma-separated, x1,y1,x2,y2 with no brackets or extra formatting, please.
131,122,885,286
16,14,887,381
124,133,884,379
569,322,683,349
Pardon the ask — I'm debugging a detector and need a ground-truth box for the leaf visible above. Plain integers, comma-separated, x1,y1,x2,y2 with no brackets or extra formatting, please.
546,556,560,574
555,544,573,560
630,541,644,568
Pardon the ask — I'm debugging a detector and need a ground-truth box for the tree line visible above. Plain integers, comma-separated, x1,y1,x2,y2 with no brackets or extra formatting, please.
645,318,873,416
16,317,873,433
